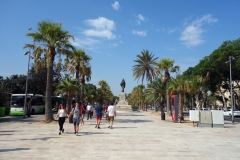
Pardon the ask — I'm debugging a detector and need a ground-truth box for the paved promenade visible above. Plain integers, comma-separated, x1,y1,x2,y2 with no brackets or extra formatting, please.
1,110,240,160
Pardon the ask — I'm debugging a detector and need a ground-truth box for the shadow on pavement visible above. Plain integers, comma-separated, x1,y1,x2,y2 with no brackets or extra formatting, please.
79,132,110,135
0,116,41,123
111,127,137,129
0,130,15,132
118,114,145,117
20,137,61,141
115,119,152,123
0,134,14,136
0,148,30,152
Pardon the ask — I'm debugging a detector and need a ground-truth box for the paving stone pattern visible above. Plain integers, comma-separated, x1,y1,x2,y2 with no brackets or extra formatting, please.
0,110,240,160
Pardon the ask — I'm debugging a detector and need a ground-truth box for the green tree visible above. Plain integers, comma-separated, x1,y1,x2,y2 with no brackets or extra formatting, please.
55,78,79,113
168,76,188,121
156,58,179,114
66,49,92,103
133,49,158,83
84,84,96,103
145,77,166,114
24,20,74,122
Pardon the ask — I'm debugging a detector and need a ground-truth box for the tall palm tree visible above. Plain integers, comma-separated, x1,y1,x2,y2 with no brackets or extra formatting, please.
156,58,179,115
24,20,74,122
145,77,166,115
186,75,205,109
84,84,96,103
55,78,79,113
168,76,188,121
94,88,105,104
98,80,112,103
66,49,92,104
133,49,158,110
133,49,158,83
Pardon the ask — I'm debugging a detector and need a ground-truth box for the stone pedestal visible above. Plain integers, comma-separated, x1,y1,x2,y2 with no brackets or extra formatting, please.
116,92,131,109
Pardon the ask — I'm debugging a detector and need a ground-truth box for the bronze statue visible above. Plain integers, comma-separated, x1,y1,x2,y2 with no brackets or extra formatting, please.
120,79,126,92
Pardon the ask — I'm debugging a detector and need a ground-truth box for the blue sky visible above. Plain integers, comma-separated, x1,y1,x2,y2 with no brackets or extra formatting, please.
1,0,240,96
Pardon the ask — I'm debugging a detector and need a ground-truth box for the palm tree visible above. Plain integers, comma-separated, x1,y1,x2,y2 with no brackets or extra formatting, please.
133,49,158,83
66,49,92,104
55,78,79,113
84,84,96,103
98,80,112,103
94,88,105,104
168,76,188,121
24,20,74,122
132,49,158,110
145,77,166,115
156,58,179,115
186,75,205,110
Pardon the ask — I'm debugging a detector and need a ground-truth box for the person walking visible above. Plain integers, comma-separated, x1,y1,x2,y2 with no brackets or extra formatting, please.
107,102,116,129
68,103,82,135
55,104,68,135
94,102,104,129
80,103,86,126
87,102,92,120
105,104,109,120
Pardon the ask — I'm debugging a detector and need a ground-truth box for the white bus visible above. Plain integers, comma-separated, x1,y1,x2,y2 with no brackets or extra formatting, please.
10,94,45,116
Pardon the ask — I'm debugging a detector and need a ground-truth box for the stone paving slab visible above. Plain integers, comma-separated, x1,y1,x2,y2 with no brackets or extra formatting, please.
1,110,240,160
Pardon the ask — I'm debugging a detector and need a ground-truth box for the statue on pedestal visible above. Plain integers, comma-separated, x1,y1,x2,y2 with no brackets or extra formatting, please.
120,79,126,92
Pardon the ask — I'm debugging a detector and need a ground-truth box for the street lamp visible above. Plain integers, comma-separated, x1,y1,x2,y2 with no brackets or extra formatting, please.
226,56,235,123
23,50,31,119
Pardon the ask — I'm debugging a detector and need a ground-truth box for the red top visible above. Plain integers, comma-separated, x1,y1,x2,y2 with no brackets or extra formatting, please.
81,105,86,114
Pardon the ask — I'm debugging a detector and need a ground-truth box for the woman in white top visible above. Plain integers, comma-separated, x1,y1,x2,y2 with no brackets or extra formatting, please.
56,104,68,135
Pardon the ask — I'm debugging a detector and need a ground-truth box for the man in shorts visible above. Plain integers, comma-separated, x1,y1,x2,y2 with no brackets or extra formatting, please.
94,102,104,129
68,103,82,135
107,102,116,129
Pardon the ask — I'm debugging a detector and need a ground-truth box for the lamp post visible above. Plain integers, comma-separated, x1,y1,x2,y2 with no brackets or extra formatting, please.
23,50,31,119
226,56,235,123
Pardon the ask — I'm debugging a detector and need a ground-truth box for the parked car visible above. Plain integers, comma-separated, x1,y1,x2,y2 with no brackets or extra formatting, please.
223,109,240,116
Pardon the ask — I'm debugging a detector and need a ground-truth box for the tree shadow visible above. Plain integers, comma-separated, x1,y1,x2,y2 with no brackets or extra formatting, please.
115,119,152,123
118,114,145,117
0,116,41,123
0,148,30,152
224,125,236,128
74,132,110,136
20,137,61,141
0,134,13,136
111,127,137,129
0,130,15,132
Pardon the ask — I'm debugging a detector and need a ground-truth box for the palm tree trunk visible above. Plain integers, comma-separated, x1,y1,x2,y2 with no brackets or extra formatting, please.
75,67,80,103
179,93,184,122
45,55,54,122
67,92,71,113
166,82,170,115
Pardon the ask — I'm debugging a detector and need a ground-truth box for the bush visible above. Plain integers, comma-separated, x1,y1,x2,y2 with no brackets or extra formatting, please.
132,106,139,110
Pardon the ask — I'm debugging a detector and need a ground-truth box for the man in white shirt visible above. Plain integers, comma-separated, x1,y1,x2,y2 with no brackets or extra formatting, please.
107,102,116,129
87,102,92,120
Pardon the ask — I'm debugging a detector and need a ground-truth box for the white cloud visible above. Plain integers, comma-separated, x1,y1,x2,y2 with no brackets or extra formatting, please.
112,1,120,11
138,14,145,21
83,29,116,40
168,27,178,34
136,14,147,25
180,14,218,47
70,37,100,48
84,17,115,31
83,17,116,40
132,30,147,36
